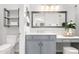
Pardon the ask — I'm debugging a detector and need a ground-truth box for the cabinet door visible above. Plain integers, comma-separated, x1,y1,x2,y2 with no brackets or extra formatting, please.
26,40,40,54
41,40,56,54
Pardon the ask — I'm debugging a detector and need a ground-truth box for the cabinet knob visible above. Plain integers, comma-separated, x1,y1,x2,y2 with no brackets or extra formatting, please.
38,42,43,46
38,42,43,54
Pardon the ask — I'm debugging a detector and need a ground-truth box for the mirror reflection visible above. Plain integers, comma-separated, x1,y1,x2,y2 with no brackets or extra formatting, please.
32,11,67,28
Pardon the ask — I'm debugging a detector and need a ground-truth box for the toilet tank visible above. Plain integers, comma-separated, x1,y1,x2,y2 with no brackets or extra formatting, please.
6,35,17,45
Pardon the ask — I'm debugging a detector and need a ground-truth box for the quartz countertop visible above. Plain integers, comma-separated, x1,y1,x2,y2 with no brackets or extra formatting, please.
57,35,79,39
25,32,57,35
25,32,79,39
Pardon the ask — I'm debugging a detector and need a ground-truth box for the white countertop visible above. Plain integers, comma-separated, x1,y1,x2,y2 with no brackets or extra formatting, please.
25,33,57,35
25,33,79,39
57,35,79,39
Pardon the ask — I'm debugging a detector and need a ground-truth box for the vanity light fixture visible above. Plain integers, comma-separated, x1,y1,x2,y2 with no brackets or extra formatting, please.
45,5,50,11
50,6,55,11
41,5,45,11
41,4,60,11
55,5,60,11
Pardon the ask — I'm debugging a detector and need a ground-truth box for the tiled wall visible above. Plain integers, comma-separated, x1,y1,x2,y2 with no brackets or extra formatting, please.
27,4,79,36
0,4,20,44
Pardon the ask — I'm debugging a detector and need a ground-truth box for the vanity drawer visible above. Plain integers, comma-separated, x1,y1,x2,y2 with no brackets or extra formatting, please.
56,39,63,42
26,35,33,40
26,35,49,41
62,39,71,42
26,35,56,41
71,39,79,42
62,39,79,42
32,35,50,40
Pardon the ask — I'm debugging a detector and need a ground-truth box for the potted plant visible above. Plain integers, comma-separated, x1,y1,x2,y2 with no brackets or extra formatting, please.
62,20,76,36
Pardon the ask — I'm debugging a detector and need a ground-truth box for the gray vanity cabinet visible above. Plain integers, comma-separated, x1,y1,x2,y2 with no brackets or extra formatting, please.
25,35,56,54
26,40,40,54
41,40,56,54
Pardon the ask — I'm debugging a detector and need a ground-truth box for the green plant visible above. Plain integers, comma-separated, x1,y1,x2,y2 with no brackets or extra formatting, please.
62,20,76,29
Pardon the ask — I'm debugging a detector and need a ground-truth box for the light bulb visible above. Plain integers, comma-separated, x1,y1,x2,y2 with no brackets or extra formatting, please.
55,6,60,11
50,6,54,11
45,5,50,11
41,5,45,11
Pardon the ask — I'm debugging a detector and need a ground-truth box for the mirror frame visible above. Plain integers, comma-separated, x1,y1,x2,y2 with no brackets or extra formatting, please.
31,11,67,28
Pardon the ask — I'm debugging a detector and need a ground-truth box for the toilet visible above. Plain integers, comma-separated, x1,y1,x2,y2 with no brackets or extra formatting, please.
0,35,17,54
63,47,78,54
0,44,12,54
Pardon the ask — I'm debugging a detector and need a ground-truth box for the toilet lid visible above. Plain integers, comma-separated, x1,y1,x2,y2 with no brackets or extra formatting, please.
63,47,78,52
0,44,11,51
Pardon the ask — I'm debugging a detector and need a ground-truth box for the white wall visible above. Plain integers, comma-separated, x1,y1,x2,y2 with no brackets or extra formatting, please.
75,5,79,36
19,4,26,54
18,4,79,53
0,20,6,45
26,4,79,53
0,4,26,53
0,4,20,34
0,4,21,44
27,4,79,36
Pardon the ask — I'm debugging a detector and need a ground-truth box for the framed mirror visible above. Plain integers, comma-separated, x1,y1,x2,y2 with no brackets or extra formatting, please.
31,11,67,28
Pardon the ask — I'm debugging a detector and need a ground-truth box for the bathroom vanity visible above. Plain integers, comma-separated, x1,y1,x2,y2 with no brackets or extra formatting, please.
25,33,79,54
25,34,56,54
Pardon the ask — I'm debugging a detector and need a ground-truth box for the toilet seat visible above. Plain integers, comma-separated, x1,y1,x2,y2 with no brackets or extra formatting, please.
0,44,12,54
63,47,78,54
0,35,18,54
0,44,11,50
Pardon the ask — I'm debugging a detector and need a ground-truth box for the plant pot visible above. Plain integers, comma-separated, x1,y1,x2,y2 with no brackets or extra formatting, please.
63,28,74,37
